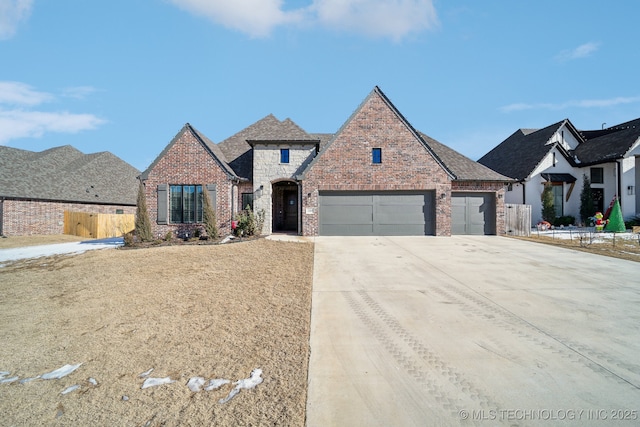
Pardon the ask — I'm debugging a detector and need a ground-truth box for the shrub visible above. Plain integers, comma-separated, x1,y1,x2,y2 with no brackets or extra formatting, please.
579,174,594,225
135,181,152,242
201,186,218,239
624,215,640,229
164,231,173,241
541,183,556,222
123,231,134,247
234,207,265,237
553,215,575,227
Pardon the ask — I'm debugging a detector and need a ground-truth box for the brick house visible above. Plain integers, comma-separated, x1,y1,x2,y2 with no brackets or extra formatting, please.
0,145,139,236
141,87,510,237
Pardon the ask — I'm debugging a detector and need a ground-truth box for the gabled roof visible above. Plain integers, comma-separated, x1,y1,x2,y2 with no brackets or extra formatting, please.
217,114,316,180
140,123,238,180
418,132,512,182
478,120,572,181
575,117,640,165
300,86,456,180
0,145,139,205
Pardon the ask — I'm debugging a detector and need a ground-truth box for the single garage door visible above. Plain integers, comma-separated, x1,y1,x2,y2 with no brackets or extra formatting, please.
319,191,435,236
451,192,496,235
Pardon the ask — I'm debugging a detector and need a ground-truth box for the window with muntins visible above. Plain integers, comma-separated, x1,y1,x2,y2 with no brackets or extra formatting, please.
280,149,290,164
591,167,604,184
552,184,563,216
170,185,203,223
372,148,382,164
242,192,254,210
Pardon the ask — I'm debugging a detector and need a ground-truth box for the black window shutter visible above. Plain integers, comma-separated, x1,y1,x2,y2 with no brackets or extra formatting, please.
157,184,168,225
206,184,217,212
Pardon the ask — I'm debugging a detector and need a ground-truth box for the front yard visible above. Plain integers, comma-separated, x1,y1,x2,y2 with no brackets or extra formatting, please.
0,239,314,426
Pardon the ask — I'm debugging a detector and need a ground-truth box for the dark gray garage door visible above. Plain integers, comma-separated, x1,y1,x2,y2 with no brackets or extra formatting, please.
451,193,496,235
319,191,435,236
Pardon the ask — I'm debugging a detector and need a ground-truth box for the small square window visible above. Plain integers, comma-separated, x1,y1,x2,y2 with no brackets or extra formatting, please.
590,167,604,184
372,148,382,164
280,148,290,164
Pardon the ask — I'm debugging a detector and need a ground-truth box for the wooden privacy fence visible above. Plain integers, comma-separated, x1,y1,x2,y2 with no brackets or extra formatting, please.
64,211,135,239
505,204,531,236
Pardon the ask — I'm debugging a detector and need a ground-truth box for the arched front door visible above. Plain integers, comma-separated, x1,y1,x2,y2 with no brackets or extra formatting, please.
272,181,298,233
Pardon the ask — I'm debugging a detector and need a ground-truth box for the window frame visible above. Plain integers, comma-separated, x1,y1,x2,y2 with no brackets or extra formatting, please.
551,183,563,217
169,184,203,224
590,167,604,184
241,192,254,211
372,147,382,164
280,148,290,164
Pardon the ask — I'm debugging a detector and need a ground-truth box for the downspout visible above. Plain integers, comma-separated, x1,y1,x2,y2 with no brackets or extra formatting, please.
297,180,302,236
616,160,621,207
0,197,4,236
231,180,237,222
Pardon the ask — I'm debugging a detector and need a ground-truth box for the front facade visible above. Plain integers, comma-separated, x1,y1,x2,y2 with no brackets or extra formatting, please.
0,145,139,236
142,87,511,237
479,118,640,226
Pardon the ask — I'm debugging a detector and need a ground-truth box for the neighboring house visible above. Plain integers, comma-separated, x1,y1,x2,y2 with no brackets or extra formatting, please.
478,117,640,225
140,86,511,237
0,145,139,236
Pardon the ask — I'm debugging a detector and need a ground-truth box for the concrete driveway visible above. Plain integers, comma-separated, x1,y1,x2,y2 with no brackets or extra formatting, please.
306,236,640,426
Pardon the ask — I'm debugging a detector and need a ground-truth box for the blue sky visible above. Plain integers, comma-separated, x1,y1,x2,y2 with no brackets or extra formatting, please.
1,0,639,171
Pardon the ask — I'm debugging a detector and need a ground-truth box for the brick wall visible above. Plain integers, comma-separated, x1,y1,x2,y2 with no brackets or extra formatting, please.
452,181,507,235
301,91,452,236
142,127,235,239
1,199,135,236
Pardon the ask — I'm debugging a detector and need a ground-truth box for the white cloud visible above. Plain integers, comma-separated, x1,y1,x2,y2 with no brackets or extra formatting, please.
0,81,52,106
169,0,438,40
0,0,33,40
311,0,438,41
61,86,99,99
0,81,106,144
169,0,304,38
556,42,600,61
500,96,640,113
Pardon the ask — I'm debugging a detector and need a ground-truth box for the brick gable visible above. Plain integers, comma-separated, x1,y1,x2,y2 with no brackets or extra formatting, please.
301,89,453,236
143,126,235,238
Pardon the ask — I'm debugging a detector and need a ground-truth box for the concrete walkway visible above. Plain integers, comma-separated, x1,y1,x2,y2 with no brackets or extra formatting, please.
0,237,124,266
306,236,640,426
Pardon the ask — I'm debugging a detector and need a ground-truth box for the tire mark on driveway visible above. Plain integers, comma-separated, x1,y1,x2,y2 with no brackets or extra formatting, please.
344,290,502,418
387,238,640,391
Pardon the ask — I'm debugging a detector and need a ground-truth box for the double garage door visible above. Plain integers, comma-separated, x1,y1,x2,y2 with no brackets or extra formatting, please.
318,191,496,236
319,191,435,236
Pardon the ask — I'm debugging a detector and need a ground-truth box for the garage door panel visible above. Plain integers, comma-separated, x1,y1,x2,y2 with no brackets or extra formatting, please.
321,205,373,225
321,224,374,236
321,194,373,205
375,203,425,223
451,193,495,235
319,191,434,236
374,224,429,235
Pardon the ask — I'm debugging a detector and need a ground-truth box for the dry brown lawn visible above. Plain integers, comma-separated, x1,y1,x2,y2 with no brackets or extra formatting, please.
509,232,640,262
0,239,314,426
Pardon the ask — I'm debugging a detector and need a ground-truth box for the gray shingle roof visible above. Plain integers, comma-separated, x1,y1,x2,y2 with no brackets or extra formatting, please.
217,114,317,180
0,145,140,205
575,117,640,165
419,132,512,181
478,120,568,181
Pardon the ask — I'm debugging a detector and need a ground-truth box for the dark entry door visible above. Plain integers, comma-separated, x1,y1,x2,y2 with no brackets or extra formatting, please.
273,182,298,233
283,190,298,230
